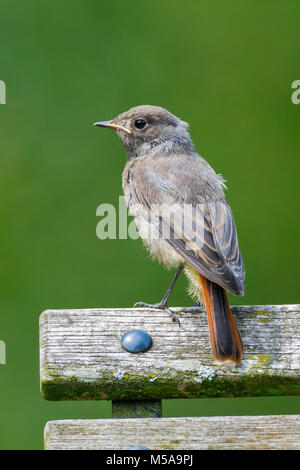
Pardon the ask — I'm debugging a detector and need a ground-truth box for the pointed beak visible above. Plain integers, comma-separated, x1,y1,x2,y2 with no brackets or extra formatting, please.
93,120,132,134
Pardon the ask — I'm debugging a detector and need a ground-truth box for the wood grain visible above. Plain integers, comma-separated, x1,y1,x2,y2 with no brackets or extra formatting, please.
40,305,300,400
44,415,300,450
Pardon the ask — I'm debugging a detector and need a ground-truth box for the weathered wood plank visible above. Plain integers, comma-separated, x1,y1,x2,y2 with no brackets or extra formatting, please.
40,305,300,400
44,415,300,450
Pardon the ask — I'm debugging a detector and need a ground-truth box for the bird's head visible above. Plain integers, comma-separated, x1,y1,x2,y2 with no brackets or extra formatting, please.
94,105,194,159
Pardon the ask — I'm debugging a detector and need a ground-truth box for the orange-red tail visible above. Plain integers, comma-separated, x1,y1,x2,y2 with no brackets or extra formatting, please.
198,274,243,364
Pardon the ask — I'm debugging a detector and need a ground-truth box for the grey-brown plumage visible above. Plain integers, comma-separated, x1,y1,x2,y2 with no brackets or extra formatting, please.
94,105,245,363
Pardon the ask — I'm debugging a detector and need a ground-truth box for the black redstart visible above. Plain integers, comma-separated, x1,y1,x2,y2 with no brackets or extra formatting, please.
94,105,245,363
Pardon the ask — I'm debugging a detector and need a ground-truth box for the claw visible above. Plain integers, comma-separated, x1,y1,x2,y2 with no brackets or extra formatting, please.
164,307,181,326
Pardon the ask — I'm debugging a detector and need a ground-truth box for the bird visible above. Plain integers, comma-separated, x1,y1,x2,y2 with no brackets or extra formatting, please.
94,105,245,364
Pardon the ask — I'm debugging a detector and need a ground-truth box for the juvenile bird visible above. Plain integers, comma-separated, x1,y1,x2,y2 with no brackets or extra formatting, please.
94,105,245,364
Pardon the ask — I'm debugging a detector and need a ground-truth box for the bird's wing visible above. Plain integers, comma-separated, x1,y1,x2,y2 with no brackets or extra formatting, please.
165,201,245,295
128,159,245,295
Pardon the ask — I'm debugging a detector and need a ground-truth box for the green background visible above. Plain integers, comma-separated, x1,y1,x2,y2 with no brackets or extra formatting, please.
1,0,300,449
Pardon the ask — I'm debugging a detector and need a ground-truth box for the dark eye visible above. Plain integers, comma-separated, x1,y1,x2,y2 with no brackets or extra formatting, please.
134,118,147,130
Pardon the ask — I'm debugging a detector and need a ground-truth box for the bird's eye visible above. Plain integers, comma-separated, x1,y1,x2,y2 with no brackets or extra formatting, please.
134,119,147,130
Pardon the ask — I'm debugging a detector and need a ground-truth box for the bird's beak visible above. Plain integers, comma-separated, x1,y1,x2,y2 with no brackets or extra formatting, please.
93,120,132,134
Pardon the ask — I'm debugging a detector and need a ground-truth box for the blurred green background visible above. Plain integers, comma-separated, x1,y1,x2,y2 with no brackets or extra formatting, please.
0,0,299,449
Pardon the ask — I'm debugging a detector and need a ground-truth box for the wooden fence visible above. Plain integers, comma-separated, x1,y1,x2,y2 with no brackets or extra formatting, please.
40,304,300,449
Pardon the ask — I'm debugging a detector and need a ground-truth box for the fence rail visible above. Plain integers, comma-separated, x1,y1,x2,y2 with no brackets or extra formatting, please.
40,304,300,401
44,415,300,450
40,304,300,450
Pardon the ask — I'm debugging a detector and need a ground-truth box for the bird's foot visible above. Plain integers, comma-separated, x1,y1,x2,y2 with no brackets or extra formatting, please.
134,300,181,326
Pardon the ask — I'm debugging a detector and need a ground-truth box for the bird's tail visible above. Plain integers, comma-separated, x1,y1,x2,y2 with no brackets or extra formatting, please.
199,274,243,363
184,266,243,363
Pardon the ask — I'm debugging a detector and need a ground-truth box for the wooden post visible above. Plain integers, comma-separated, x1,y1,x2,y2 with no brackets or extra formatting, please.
112,400,162,419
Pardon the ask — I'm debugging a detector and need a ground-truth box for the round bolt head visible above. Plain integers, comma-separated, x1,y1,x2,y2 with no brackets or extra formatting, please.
128,445,150,450
121,329,152,353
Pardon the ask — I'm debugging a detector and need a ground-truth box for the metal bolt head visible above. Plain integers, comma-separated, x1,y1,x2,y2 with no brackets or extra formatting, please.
128,445,150,450
121,329,152,353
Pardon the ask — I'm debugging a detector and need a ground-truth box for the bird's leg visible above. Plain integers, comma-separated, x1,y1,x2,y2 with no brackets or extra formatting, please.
155,264,184,308
134,264,184,325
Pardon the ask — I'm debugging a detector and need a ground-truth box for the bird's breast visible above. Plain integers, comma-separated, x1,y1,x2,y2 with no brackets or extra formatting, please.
122,163,183,268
